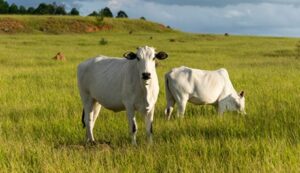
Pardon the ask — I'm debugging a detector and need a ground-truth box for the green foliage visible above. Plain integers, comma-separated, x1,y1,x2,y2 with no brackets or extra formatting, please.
55,6,67,15
99,38,108,45
88,11,98,16
0,0,9,14
34,3,55,15
95,15,104,26
99,7,113,18
70,8,79,16
0,16,299,172
0,1,75,15
116,10,128,18
26,7,35,14
8,3,18,14
18,5,27,14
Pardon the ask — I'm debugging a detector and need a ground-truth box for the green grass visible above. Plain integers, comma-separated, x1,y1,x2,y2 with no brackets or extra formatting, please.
0,22,300,172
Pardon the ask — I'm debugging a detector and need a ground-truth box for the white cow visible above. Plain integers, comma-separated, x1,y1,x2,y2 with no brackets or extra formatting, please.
77,46,168,144
164,66,246,119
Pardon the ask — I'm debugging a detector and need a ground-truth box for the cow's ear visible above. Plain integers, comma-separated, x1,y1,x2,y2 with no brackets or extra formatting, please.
155,51,168,60
239,91,245,97
123,52,137,60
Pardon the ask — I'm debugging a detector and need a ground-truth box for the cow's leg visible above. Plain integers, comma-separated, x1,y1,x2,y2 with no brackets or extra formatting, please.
92,102,101,128
83,98,96,143
165,98,175,120
126,107,137,145
90,102,101,138
145,108,154,144
217,101,225,115
177,96,188,118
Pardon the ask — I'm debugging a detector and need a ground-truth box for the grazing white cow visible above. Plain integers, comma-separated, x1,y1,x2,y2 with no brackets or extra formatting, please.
164,66,246,119
77,46,168,144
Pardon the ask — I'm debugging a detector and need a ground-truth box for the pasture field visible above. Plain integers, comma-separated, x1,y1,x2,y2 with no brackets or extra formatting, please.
0,26,300,172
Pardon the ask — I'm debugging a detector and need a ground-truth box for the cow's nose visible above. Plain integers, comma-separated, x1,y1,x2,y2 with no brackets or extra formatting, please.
142,72,151,80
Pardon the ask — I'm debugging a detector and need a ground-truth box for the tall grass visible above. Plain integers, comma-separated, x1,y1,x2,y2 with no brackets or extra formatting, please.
0,31,299,172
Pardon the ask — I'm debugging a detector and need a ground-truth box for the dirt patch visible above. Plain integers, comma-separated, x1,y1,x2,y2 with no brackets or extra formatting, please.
0,18,28,33
53,52,66,61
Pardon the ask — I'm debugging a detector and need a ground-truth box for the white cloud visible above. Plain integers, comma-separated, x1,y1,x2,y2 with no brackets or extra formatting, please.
116,1,300,37
107,0,139,10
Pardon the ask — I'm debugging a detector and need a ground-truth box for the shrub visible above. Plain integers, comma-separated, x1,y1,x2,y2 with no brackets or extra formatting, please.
99,38,108,45
96,15,104,26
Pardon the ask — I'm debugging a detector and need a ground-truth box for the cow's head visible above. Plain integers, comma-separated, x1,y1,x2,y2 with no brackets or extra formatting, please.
221,91,246,115
124,46,168,85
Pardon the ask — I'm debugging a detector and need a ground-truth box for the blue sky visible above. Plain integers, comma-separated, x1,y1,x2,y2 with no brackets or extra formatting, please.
6,0,300,37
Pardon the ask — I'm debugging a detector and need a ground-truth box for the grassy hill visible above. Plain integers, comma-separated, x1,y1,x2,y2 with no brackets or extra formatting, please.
0,15,174,34
0,15,300,172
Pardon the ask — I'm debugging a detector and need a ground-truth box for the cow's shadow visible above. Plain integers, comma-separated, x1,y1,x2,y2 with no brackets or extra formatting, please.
54,139,114,151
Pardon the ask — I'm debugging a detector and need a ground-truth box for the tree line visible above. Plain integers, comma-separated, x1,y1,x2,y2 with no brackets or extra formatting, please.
0,0,131,18
88,7,128,18
0,1,79,15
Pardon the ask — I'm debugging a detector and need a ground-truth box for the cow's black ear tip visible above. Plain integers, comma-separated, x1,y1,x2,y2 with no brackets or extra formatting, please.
156,52,168,60
124,52,137,60
239,91,245,97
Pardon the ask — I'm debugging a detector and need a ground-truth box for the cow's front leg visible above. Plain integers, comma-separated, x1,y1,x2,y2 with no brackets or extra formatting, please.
126,107,137,145
145,108,154,144
217,101,225,115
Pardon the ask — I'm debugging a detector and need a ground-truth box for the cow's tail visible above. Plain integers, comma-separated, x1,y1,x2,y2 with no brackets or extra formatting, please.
164,73,175,118
81,109,86,128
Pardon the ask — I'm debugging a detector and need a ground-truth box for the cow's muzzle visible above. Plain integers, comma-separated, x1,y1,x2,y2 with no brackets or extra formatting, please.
142,72,151,80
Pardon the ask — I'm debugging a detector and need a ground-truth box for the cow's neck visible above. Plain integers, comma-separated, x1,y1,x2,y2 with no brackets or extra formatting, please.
219,80,239,101
139,72,158,110
129,62,159,112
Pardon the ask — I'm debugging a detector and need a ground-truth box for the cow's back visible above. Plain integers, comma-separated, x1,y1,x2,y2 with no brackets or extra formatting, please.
167,67,228,104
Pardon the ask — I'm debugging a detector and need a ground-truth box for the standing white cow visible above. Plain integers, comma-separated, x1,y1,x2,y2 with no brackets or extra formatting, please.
77,46,168,144
164,66,246,119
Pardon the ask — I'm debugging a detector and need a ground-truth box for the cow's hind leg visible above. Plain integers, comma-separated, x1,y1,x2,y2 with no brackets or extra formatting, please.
176,95,188,118
92,102,101,128
83,97,97,143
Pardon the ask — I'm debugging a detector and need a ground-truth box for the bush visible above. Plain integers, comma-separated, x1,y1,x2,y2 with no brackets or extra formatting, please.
70,8,79,15
116,11,128,18
96,15,104,26
99,38,108,45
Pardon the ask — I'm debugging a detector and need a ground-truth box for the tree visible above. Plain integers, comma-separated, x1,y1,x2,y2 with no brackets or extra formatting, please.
55,5,66,15
0,0,9,14
70,8,79,15
27,7,35,14
140,16,146,20
19,5,27,14
99,7,113,18
34,3,50,14
8,3,19,14
88,11,98,16
116,10,128,18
